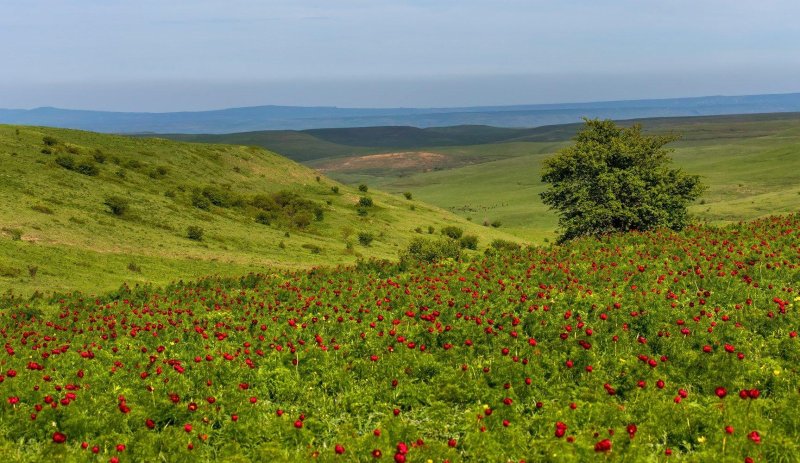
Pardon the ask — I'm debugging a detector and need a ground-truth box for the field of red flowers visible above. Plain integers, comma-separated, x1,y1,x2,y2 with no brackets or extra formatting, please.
1,215,799,462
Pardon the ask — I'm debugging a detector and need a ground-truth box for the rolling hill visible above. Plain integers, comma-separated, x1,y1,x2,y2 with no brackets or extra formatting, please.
0,125,519,297
163,112,800,242
3,92,800,133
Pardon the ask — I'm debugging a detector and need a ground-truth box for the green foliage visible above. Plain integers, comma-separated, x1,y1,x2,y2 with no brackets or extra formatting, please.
540,119,706,243
74,161,99,176
186,225,204,241
331,185,339,194
440,225,463,240
2,228,22,241
489,239,521,252
403,191,413,200
42,136,58,146
357,232,374,246
30,204,54,215
401,237,461,263
358,184,368,192
458,234,478,250
103,196,129,216
148,165,169,179
358,196,373,207
54,155,75,170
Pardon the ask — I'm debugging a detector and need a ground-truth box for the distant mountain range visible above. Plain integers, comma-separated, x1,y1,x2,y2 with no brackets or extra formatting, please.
2,92,800,133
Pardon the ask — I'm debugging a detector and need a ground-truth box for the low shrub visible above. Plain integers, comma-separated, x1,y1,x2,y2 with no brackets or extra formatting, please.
358,232,374,246
440,225,464,240
459,234,479,250
401,237,461,264
186,225,204,241
103,196,129,216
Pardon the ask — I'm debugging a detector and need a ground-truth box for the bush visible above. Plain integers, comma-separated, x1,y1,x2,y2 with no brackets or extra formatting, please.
55,156,75,170
459,234,479,250
255,212,272,225
148,166,169,179
104,196,129,216
490,220,502,228
302,243,322,254
186,226,204,241
358,184,368,193
42,136,58,146
93,151,106,163
191,190,211,210
2,228,22,241
403,192,413,200
358,196,373,207
357,207,368,217
30,204,54,214
440,226,464,240
401,237,461,264
358,232,374,246
489,239,521,252
331,186,340,194
75,161,99,176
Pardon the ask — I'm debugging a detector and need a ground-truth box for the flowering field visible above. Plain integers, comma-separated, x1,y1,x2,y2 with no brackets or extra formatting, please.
1,215,799,462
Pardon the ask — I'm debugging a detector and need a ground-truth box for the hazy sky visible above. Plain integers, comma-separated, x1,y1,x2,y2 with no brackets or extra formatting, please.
1,0,799,111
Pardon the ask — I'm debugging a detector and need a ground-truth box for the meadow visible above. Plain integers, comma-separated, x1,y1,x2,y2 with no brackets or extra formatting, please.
0,214,797,462
0,125,516,297
178,113,800,242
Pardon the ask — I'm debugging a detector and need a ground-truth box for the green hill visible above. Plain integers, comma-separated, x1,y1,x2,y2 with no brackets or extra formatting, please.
169,113,800,242
0,125,519,297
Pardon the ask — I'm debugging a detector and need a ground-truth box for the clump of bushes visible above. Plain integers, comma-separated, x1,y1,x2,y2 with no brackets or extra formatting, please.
55,155,99,176
459,234,479,250
440,226,463,240
358,184,368,193
358,232,374,246
186,226,204,241
104,196,130,216
358,196,373,207
401,237,461,264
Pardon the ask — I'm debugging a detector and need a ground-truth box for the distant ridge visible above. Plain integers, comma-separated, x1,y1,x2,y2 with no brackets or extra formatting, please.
2,92,800,133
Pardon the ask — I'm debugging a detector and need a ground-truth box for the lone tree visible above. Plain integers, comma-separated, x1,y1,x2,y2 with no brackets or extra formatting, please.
540,119,705,243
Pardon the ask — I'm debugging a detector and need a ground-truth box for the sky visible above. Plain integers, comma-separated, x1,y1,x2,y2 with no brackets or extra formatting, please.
1,0,799,111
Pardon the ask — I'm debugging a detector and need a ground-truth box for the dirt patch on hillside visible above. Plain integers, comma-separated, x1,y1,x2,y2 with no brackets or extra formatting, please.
316,152,450,173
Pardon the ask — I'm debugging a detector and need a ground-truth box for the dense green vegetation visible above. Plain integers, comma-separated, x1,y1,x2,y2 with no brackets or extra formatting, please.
540,120,705,243
0,214,797,462
0,125,518,297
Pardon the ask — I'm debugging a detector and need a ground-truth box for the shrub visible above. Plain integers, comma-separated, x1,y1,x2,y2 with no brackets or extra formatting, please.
440,226,464,240
490,220,502,228
186,225,204,241
191,190,211,210
358,232,374,246
403,192,413,200
42,136,58,146
104,196,129,216
255,212,272,225
357,207,368,217
75,161,99,176
401,237,461,264
490,239,521,252
115,169,127,179
358,184,368,193
127,262,142,273
149,166,169,179
55,156,75,170
302,243,322,254
93,150,106,163
2,228,22,241
331,186,339,194
358,196,373,207
30,204,54,214
459,234,479,250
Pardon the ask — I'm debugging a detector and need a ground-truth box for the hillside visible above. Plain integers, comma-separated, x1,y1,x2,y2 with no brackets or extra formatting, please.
162,112,800,242
3,93,800,133
0,125,519,297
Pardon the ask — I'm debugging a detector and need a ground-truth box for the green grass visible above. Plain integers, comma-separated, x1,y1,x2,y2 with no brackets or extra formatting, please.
0,125,520,297
288,114,800,240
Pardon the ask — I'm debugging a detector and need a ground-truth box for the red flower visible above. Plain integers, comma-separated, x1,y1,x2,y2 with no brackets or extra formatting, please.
53,432,67,443
748,431,761,444
334,444,345,454
715,387,727,398
594,439,612,452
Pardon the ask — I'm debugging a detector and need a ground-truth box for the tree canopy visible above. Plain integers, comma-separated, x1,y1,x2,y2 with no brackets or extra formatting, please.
540,119,705,243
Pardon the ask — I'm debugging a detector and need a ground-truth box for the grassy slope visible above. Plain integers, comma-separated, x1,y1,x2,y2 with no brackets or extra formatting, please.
0,125,519,296
307,114,800,241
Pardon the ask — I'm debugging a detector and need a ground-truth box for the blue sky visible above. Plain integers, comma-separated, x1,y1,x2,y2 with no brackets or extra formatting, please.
1,0,799,111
